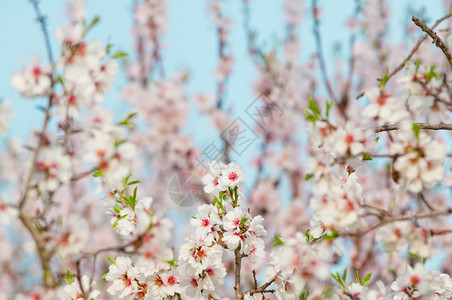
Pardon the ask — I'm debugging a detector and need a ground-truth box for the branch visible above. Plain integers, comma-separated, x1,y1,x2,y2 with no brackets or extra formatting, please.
373,122,452,133
344,208,452,237
384,11,452,81
312,0,337,103
234,248,243,300
412,16,452,67
19,214,55,287
29,0,54,64
19,1,55,210
245,274,278,296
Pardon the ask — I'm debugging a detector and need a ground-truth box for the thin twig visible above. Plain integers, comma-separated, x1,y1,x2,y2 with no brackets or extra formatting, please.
412,16,452,67
384,11,452,81
344,208,452,237
373,122,452,133
312,0,337,103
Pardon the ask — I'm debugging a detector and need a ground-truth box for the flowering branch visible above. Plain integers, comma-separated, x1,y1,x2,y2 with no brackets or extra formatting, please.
382,11,452,81
373,122,452,133
412,15,452,67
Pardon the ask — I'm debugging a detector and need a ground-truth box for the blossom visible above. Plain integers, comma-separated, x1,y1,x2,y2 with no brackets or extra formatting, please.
202,161,227,193
105,256,142,298
391,131,446,192
222,207,267,259
219,162,245,187
11,56,52,98
391,263,452,299
362,87,408,124
62,275,100,300
147,270,182,298
190,204,222,240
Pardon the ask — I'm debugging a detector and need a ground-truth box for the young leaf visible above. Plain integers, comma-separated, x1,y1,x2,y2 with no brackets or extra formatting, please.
379,72,389,89
127,180,141,186
304,173,314,180
308,97,321,117
355,270,360,284
111,51,129,59
342,268,347,282
84,16,100,36
271,234,285,247
412,123,421,139
107,256,116,265
362,272,372,287
65,268,74,284
362,154,373,161
326,101,333,119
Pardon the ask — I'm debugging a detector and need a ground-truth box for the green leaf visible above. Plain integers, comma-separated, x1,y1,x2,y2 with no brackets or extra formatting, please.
123,174,132,187
111,51,129,59
115,139,126,147
101,272,108,279
84,16,100,36
165,259,177,267
239,216,250,227
308,96,321,117
113,204,121,214
412,123,421,139
105,43,113,54
112,214,128,228
93,168,104,178
305,229,315,242
426,64,438,82
65,268,73,284
362,272,372,287
362,154,373,161
379,72,389,89
56,75,64,87
409,252,420,260
304,173,314,180
271,234,285,247
127,180,141,186
118,112,137,126
355,270,360,284
342,268,347,282
414,59,421,74
375,136,380,142
107,256,116,265
326,101,333,118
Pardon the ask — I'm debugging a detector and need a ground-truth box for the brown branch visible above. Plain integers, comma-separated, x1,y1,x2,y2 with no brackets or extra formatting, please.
19,214,55,287
234,248,243,300
245,274,279,296
412,16,452,67
384,11,452,81
19,1,55,210
344,208,452,237
373,122,452,133
312,0,337,103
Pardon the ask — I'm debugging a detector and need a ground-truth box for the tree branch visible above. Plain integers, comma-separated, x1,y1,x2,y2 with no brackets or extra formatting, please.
312,0,337,103
373,122,452,133
412,15,452,67
344,208,452,237
383,11,452,81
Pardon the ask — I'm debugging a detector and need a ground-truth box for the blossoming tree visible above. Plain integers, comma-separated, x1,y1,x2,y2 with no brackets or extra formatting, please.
2,0,452,299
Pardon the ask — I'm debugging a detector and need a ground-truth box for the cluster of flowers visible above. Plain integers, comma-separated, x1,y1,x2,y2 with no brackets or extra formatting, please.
306,155,365,233
103,178,177,299
376,221,432,258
